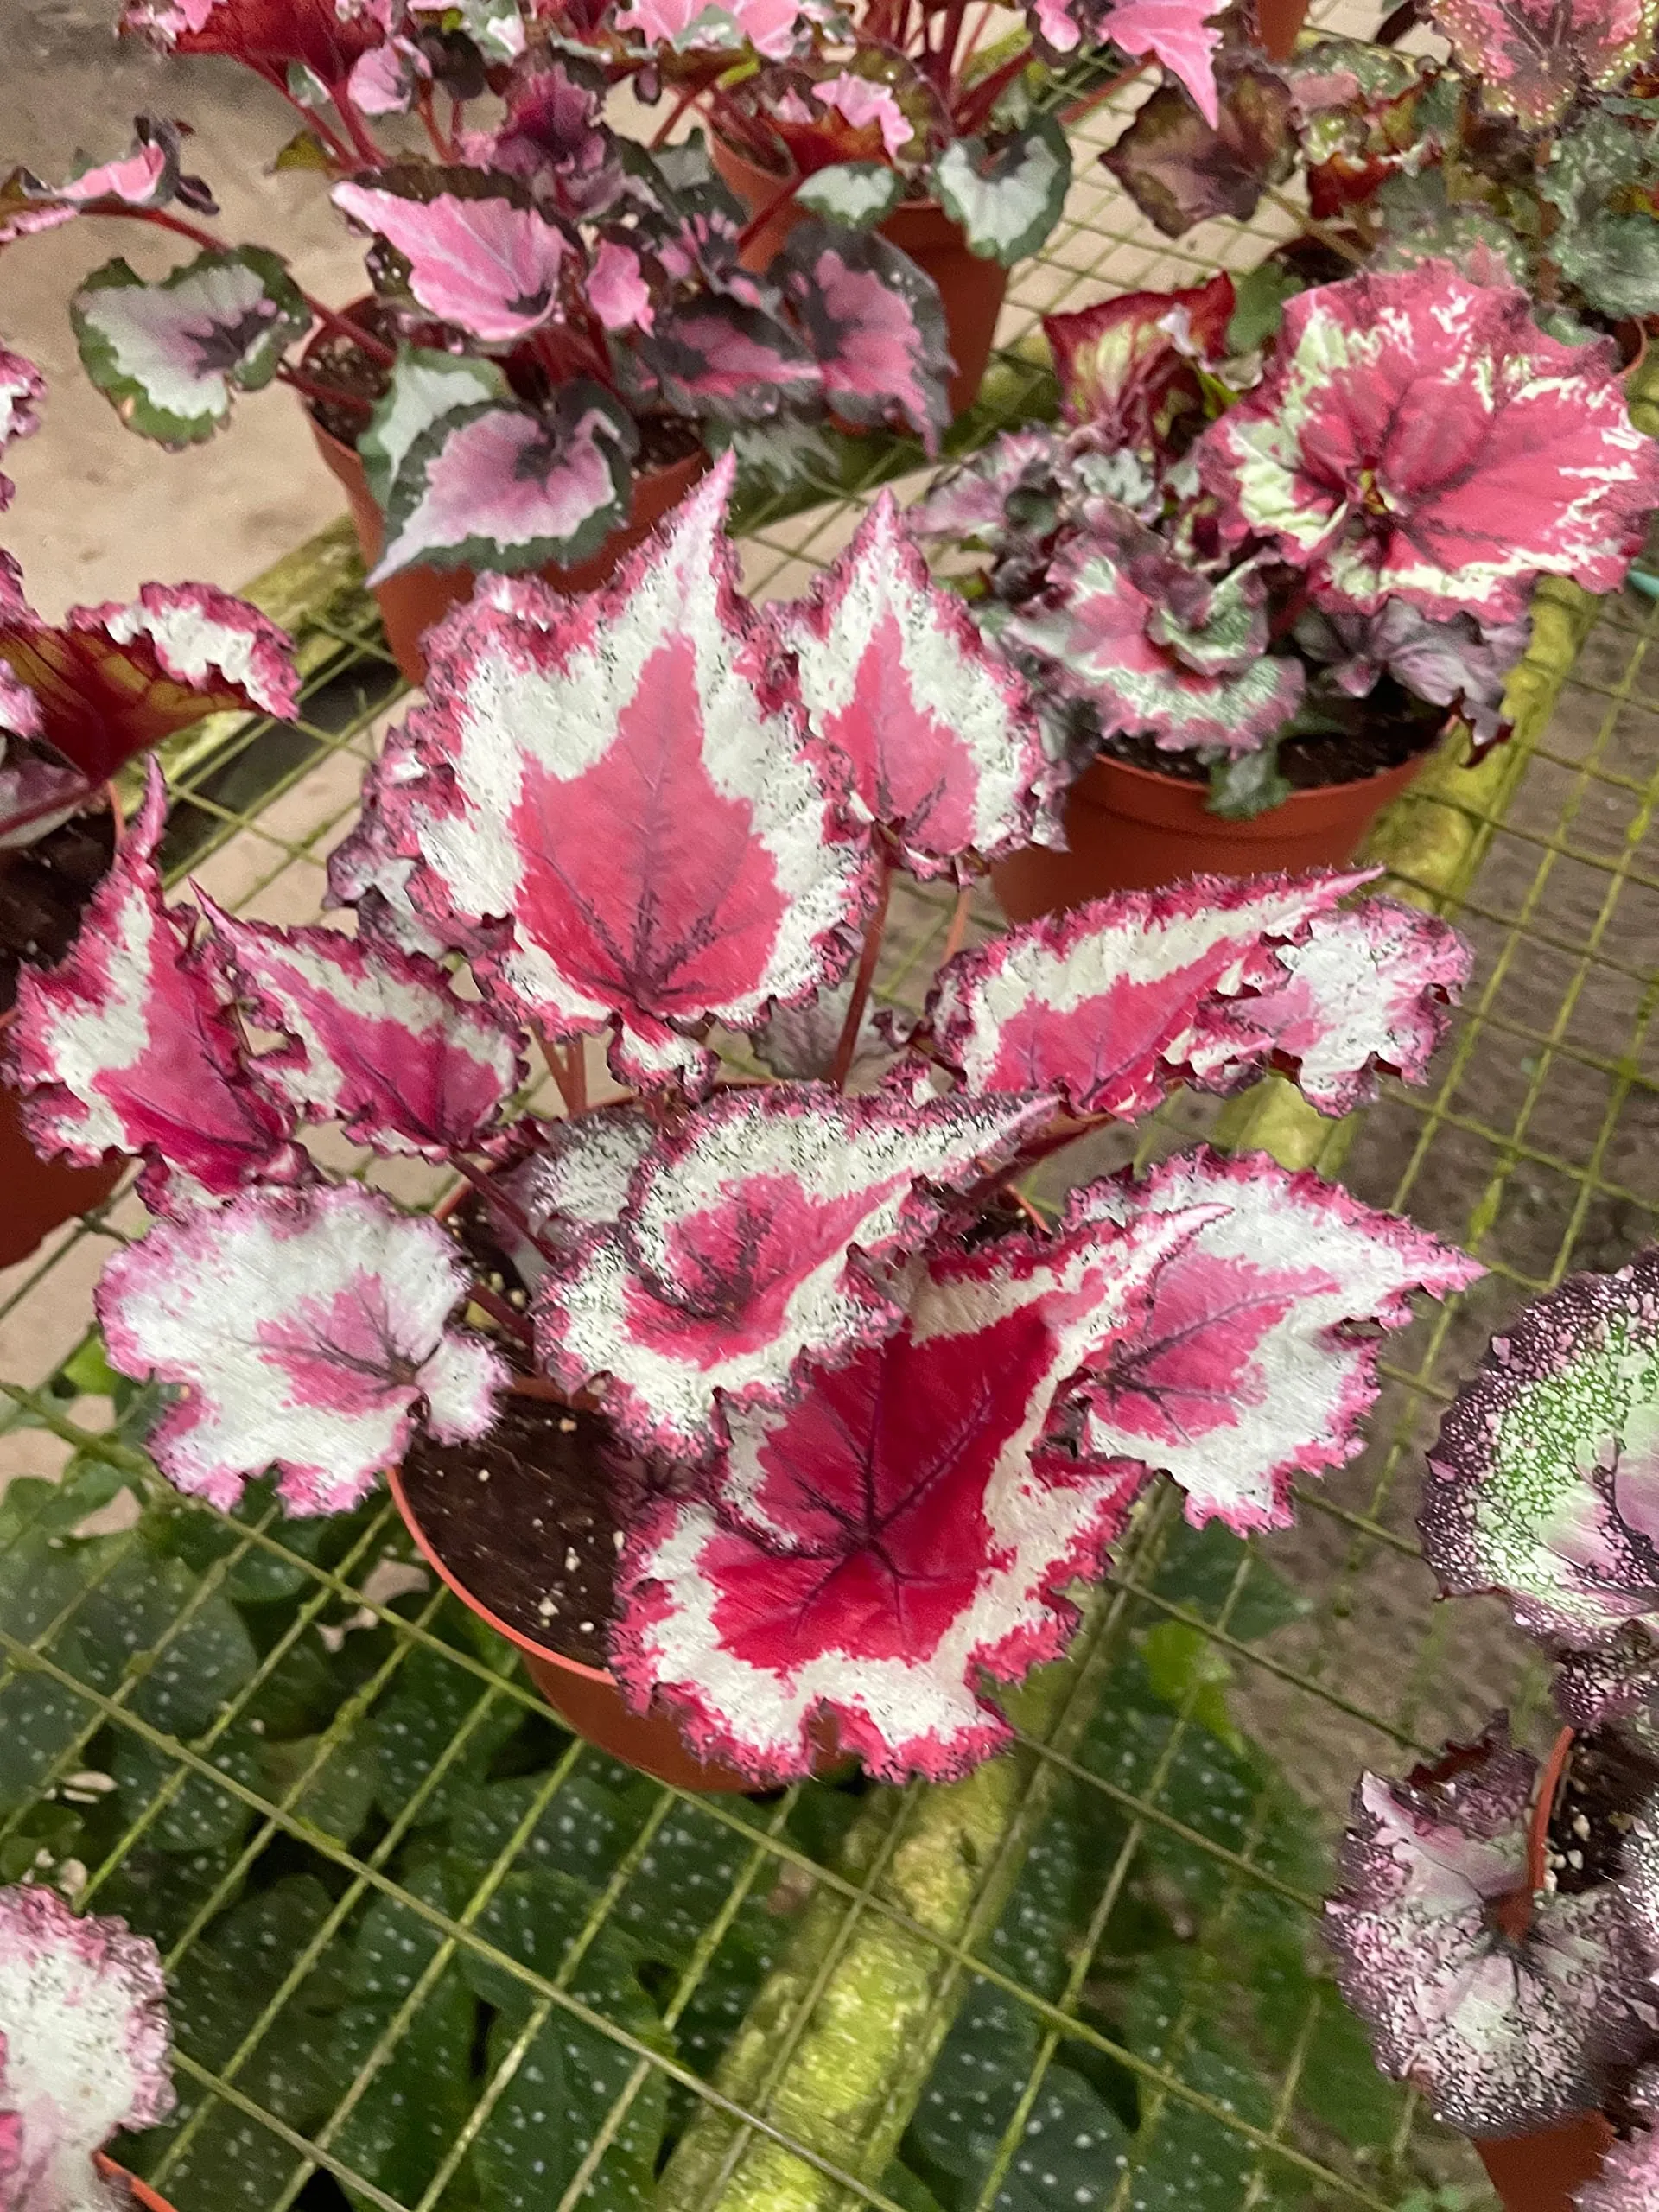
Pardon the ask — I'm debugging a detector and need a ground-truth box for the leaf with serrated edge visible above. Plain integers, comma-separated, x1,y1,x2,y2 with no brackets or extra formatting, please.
776,492,1060,878
779,222,951,448
358,345,507,507
1325,1719,1656,2135
792,162,905,226
333,174,567,343
1196,262,1659,623
1420,1247,1659,1652
0,1884,175,2212
8,760,301,1211
925,868,1368,1120
613,1205,1212,1782
1062,1147,1480,1533
1044,271,1234,437
364,457,871,1090
498,1104,657,1284
1580,2067,1659,2211
72,247,310,446
533,1083,1056,1462
98,1182,506,1514
1430,0,1658,126
932,116,1072,267
201,900,525,1159
1103,0,1224,124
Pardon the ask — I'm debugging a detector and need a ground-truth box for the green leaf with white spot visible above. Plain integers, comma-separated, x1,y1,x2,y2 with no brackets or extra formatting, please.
371,1637,519,1827
931,116,1071,266
110,1717,265,1852
792,162,906,228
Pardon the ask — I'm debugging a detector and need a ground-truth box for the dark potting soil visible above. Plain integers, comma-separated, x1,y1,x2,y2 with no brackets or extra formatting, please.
399,1395,624,1673
1101,708,1444,795
0,804,115,1016
1547,1728,1659,1897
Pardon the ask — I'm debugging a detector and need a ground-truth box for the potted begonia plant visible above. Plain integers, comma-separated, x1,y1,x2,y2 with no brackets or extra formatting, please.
0,1880,178,2212
919,256,1659,918
4,461,1482,1791
6,16,957,686
0,347,301,1267
1327,1247,1659,2212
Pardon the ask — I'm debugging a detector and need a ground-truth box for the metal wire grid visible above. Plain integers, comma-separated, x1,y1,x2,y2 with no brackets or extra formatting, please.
0,55,1641,2210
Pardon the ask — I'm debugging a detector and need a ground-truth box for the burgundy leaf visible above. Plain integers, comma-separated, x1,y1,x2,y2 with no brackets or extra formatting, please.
8,760,302,1211
533,1082,1055,1461
1430,0,1657,125
1420,1249,1659,1653
1044,271,1234,442
0,345,45,512
776,492,1061,878
119,0,382,85
98,1182,507,1514
0,1885,175,2212
333,171,569,342
910,429,1059,550
926,868,1368,1119
613,1204,1211,1783
1058,1147,1480,1532
1326,1719,1657,2136
1101,0,1225,123
778,222,952,449
365,459,872,1091
201,901,526,1159
1101,59,1295,239
1303,599,1529,748
1196,264,1659,623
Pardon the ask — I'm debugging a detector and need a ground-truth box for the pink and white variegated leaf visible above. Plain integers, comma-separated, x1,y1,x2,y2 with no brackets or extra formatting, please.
1580,2069,1659,2211
533,1082,1056,1461
496,1103,656,1285
200,900,526,1159
1003,537,1306,755
366,459,871,1091
615,0,803,57
1325,1719,1657,2137
776,493,1062,879
613,1203,1213,1783
97,1182,507,1515
778,224,952,450
0,114,210,245
347,34,432,116
588,239,653,334
327,777,463,963
925,868,1369,1120
0,1885,175,2212
1419,1249,1659,1654
0,345,45,512
8,762,301,1212
1102,0,1224,124
1430,0,1658,127
333,172,568,343
1186,896,1471,1115
812,73,912,158
1058,1147,1481,1534
1196,264,1659,624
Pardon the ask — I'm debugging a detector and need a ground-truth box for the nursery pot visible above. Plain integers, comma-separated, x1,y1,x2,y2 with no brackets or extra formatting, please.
1474,2113,1616,2212
385,1424,779,1794
991,747,1427,919
307,405,709,687
1253,0,1310,56
95,2157,176,2212
711,136,1009,419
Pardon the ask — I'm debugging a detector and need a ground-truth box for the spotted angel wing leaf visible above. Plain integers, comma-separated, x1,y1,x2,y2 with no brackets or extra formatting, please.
97,1182,507,1515
776,492,1062,878
613,1205,1211,1783
532,1082,1056,1462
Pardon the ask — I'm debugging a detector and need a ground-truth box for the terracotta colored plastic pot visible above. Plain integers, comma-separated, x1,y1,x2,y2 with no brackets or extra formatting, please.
1253,0,1309,57
711,137,1009,419
1475,2113,1615,2212
385,1452,769,1793
991,747,1427,919
95,2157,176,2212
308,416,710,686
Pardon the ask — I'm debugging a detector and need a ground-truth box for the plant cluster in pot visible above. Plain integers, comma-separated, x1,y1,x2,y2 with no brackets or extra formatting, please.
6,13,966,689
0,346,302,1268
918,254,1659,918
0,1878,180,2212
1325,1246,1659,2212
3,454,1485,1791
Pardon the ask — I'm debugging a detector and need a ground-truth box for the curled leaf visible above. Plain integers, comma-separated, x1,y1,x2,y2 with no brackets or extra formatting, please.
1101,59,1294,239
1044,271,1234,442
333,169,568,342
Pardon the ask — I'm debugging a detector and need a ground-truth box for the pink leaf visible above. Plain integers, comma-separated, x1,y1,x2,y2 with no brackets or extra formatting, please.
202,901,526,1159
0,579,300,785
327,780,462,962
1196,264,1659,623
347,35,431,114
333,172,568,342
0,345,46,512
615,0,803,55
98,1182,506,1514
812,73,912,159
8,761,301,1210
588,238,653,333
498,1103,656,1281
925,868,1368,1119
0,1885,175,2212
365,458,872,1090
1059,1147,1480,1533
1580,2069,1659,2212
1004,536,1306,754
1102,0,1224,123
633,296,822,420
614,1204,1210,1782
1326,1720,1656,2136
776,492,1062,879
1043,272,1234,438
533,1082,1056,1461
1430,0,1656,124
779,225,952,449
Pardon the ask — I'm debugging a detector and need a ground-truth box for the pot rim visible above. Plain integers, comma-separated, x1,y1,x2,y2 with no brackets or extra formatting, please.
94,2154,176,2212
1080,740,1431,811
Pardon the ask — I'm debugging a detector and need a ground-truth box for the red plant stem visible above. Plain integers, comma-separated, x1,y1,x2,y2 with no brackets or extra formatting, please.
956,1,1000,74
531,1023,585,1116
1007,1188,1050,1236
737,169,810,254
929,0,970,98
468,1277,535,1346
560,1040,589,1118
449,1154,564,1268
952,47,1033,133
939,880,974,968
830,857,893,1089
276,361,373,412
652,82,708,149
1058,54,1153,128
1528,1726,1576,1896
416,87,457,162
332,84,388,168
